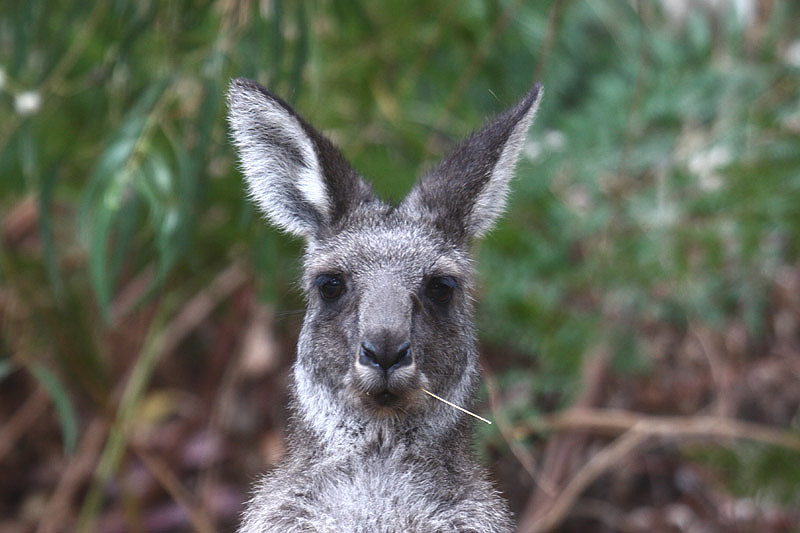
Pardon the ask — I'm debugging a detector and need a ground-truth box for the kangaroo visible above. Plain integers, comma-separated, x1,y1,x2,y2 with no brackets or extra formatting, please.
227,77,542,533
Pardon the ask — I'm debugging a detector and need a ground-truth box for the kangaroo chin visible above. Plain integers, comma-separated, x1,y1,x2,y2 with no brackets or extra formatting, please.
227,76,542,533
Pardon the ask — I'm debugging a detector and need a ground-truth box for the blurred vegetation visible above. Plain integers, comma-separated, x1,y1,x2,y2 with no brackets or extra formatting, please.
1,0,799,531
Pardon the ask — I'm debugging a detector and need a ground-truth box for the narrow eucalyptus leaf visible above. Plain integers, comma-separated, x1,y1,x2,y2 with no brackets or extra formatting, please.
88,196,116,319
30,364,78,455
79,81,170,319
38,165,65,301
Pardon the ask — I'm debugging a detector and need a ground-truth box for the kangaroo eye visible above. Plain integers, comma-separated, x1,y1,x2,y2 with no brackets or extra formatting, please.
425,276,457,304
316,275,345,302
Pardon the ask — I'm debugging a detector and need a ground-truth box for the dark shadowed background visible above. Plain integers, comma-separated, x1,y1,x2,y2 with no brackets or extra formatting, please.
1,1,799,531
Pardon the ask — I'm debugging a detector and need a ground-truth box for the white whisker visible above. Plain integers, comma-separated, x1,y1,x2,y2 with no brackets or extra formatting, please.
420,388,492,425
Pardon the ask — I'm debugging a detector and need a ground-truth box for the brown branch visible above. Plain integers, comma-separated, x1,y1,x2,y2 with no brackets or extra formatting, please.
528,408,800,451
37,417,108,533
517,347,611,529
484,371,557,497
0,386,49,462
129,437,218,533
76,261,250,531
517,408,800,532
524,429,649,533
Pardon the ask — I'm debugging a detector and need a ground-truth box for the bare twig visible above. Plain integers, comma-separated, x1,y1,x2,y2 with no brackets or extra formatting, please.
37,417,108,533
690,325,738,417
524,429,649,533
518,347,611,529
0,386,49,462
517,407,800,532
484,371,557,497
129,437,219,533
109,264,156,323
77,261,250,531
527,408,800,452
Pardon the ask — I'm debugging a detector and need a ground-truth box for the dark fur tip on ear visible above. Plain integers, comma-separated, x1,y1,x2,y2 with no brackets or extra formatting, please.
401,82,543,244
505,82,543,132
526,83,543,106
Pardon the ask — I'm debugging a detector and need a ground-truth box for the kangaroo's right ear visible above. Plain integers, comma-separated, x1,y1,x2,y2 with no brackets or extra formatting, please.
401,83,542,245
227,78,374,239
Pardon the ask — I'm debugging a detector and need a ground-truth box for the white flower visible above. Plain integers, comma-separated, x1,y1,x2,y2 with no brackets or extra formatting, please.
688,145,731,191
543,130,566,151
524,131,567,162
784,40,800,68
15,90,42,116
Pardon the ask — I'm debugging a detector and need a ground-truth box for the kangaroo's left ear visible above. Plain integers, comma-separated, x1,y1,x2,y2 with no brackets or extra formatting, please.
402,84,542,244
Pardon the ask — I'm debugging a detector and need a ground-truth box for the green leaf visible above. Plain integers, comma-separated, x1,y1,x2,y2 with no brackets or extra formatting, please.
78,80,169,320
688,442,800,506
37,165,65,302
30,363,78,455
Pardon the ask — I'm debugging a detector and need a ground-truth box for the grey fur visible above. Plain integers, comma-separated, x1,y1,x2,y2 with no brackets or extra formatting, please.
227,78,542,533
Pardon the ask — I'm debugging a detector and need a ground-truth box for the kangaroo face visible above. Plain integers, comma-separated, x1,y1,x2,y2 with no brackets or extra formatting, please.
298,214,475,418
227,77,541,432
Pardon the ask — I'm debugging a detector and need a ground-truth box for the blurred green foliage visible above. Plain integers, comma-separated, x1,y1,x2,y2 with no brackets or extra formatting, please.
1,0,799,520
689,438,800,507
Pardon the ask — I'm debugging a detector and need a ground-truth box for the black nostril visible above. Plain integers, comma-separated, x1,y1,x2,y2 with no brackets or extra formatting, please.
395,342,411,365
359,341,379,368
359,340,412,372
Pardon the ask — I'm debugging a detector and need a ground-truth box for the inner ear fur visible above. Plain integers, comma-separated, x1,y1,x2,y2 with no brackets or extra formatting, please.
227,78,376,239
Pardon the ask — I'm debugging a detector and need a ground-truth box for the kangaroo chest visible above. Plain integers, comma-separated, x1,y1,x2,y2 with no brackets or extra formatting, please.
301,451,472,532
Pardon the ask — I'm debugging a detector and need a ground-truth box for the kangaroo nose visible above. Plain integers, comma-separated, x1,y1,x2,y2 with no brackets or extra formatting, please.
359,340,412,373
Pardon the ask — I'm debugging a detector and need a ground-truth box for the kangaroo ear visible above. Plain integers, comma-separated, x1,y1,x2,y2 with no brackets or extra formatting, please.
227,78,374,239
402,84,542,243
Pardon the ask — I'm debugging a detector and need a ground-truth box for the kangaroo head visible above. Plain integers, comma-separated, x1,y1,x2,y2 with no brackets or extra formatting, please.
227,79,541,440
